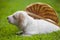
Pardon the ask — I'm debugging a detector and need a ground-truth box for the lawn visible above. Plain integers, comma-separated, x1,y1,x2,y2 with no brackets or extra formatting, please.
0,0,60,40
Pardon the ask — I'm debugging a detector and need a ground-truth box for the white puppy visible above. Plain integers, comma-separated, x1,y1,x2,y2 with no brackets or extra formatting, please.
7,11,60,36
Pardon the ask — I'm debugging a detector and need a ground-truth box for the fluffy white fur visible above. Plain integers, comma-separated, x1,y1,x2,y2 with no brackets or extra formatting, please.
7,11,60,36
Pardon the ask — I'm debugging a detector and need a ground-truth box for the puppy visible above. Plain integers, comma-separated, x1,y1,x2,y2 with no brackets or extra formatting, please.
7,11,60,36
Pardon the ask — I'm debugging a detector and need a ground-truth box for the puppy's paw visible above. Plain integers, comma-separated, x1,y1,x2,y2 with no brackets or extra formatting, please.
16,31,23,35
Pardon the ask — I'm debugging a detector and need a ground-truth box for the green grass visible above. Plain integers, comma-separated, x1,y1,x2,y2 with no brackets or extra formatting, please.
0,0,60,40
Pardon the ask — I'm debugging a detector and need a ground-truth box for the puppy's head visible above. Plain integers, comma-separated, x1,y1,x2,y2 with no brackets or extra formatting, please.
7,11,28,26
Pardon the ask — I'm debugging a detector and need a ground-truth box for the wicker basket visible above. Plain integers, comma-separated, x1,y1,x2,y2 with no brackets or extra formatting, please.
25,2,59,25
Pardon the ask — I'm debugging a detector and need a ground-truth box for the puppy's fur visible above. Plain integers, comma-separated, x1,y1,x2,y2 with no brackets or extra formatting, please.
7,11,60,36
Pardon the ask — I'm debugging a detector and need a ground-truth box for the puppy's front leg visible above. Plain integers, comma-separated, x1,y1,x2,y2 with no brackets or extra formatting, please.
16,31,23,35
16,32,31,36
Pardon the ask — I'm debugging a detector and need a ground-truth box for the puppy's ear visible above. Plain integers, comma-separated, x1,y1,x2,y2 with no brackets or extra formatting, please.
17,13,25,25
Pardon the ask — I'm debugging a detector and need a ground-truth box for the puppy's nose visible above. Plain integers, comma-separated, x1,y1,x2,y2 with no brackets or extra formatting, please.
7,17,9,19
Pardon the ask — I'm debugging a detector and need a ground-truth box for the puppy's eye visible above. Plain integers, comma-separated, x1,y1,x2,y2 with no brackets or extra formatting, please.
13,15,16,19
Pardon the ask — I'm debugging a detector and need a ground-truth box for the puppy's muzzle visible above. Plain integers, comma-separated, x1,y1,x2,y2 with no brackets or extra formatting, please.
7,17,10,23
